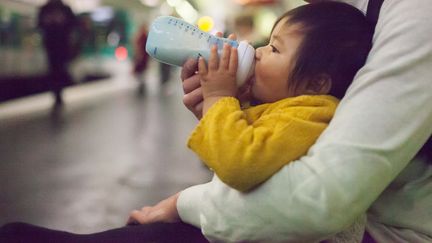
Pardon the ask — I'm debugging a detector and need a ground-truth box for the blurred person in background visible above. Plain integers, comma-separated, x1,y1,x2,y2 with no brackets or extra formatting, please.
132,24,150,94
159,63,172,87
38,0,77,105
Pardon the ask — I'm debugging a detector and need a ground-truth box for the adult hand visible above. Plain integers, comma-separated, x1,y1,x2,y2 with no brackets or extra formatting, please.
126,192,181,225
181,58,203,119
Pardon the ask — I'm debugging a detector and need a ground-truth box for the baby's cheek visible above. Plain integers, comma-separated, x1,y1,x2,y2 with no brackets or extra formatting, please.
251,82,261,99
254,65,270,82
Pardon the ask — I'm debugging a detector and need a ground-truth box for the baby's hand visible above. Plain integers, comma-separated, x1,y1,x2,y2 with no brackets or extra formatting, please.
198,43,238,99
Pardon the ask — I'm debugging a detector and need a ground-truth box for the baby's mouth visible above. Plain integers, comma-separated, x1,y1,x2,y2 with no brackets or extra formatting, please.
244,75,255,88
249,75,255,85
238,77,253,94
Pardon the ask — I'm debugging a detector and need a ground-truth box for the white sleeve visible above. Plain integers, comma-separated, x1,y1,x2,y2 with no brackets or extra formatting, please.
177,0,432,242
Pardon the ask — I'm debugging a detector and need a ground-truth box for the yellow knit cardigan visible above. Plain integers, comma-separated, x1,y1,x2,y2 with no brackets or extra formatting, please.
187,95,338,192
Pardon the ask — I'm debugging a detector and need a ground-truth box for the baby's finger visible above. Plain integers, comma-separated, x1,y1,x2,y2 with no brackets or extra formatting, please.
229,47,238,73
197,57,207,76
220,44,231,70
227,33,237,40
208,45,219,70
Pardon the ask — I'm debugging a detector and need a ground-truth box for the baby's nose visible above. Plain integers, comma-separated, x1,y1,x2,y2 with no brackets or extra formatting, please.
255,47,262,59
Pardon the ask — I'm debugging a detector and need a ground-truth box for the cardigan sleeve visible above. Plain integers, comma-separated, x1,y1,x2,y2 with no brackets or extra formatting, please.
187,96,336,192
177,1,432,242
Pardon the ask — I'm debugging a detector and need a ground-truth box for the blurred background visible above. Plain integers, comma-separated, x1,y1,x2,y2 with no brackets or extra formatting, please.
0,0,305,234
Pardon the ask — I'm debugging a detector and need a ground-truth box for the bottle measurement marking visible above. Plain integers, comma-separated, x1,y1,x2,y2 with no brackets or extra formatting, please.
167,17,212,41
164,17,239,48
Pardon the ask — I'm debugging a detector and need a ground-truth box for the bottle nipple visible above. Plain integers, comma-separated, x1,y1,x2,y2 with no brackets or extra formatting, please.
236,41,255,87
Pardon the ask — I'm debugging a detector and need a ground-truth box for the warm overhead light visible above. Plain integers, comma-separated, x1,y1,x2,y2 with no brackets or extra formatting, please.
197,16,214,32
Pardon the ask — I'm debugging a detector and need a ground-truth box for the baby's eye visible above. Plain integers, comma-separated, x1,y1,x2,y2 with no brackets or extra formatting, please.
270,45,279,53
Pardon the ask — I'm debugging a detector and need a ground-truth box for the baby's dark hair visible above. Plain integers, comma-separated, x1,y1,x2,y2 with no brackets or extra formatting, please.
273,1,374,99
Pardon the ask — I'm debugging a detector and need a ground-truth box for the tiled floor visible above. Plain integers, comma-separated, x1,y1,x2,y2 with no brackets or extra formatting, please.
0,60,212,234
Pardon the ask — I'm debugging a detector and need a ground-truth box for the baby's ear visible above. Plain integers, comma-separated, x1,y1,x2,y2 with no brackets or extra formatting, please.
307,74,332,95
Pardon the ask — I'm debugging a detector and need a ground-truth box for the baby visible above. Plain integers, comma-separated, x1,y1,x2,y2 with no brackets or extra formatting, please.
189,1,373,192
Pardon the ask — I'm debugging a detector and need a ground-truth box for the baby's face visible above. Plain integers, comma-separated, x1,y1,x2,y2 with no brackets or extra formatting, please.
251,18,303,103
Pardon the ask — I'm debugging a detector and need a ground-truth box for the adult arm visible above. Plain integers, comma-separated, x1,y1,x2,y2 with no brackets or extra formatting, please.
177,0,432,242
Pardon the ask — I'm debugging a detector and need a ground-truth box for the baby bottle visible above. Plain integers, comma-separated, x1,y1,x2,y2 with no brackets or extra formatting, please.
146,16,255,87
